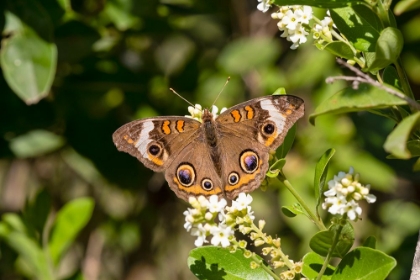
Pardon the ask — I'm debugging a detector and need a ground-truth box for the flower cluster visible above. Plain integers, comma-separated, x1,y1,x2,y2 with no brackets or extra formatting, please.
257,1,336,50
322,167,377,221
186,104,226,122
312,14,334,44
183,193,254,248
184,193,303,277
271,6,313,49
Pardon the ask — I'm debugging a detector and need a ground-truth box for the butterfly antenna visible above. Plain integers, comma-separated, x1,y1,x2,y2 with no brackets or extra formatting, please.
169,88,195,107
211,76,230,108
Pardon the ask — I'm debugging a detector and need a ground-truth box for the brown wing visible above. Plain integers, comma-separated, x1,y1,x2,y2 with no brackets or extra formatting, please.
216,95,304,150
112,116,201,172
215,95,304,198
164,138,224,201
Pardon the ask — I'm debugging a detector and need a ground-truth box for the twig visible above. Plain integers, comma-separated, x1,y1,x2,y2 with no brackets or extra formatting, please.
325,58,420,111
410,230,420,280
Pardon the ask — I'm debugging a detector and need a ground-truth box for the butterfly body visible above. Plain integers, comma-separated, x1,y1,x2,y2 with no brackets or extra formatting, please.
113,95,304,201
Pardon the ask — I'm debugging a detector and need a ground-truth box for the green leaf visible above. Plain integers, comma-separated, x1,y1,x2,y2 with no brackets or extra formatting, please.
23,190,52,234
330,5,382,52
267,158,286,178
323,41,355,60
302,252,335,279
188,246,274,280
281,203,305,217
309,223,354,258
1,11,57,104
2,213,27,233
276,124,297,159
394,0,420,15
332,247,396,279
362,236,376,249
218,38,280,74
272,87,287,95
366,27,404,72
413,157,420,172
384,112,420,159
273,0,365,8
9,130,65,158
382,66,402,91
48,197,94,265
314,149,336,212
309,84,408,125
3,232,53,280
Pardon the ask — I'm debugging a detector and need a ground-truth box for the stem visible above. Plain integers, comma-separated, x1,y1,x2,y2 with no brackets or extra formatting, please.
328,59,420,111
251,223,294,269
316,217,346,280
250,252,280,280
281,178,326,231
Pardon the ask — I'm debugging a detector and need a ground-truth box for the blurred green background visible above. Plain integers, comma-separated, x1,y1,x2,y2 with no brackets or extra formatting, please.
1,0,420,279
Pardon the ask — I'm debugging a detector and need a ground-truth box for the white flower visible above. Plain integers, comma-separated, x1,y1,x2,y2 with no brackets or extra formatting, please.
191,223,210,247
197,196,209,209
257,0,271,13
322,196,347,215
272,5,312,49
247,206,255,221
345,200,362,221
186,104,203,121
322,167,376,221
232,193,253,211
296,6,313,24
289,24,308,44
183,209,195,231
282,9,299,31
312,16,333,41
208,195,227,213
210,225,234,247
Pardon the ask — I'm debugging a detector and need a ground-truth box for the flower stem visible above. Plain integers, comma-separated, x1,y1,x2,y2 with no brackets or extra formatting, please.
316,217,346,280
280,178,326,231
250,253,281,280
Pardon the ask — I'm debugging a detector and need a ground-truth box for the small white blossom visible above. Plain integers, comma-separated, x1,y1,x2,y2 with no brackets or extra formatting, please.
232,193,253,211
186,104,203,121
210,225,234,247
312,15,333,41
208,195,227,213
257,0,271,13
289,24,309,44
184,192,257,248
197,196,209,209
271,5,313,49
345,200,362,221
322,167,376,221
191,223,210,247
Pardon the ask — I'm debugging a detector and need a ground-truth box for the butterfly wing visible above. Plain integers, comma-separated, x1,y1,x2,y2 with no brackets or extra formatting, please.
112,116,201,172
215,95,304,198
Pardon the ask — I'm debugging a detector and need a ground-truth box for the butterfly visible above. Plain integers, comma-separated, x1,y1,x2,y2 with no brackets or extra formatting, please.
112,95,304,201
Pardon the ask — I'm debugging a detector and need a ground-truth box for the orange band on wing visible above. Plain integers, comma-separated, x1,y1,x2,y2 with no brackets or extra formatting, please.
149,155,163,166
264,135,276,147
173,177,222,196
231,110,241,123
245,106,254,120
162,120,171,135
123,135,135,144
176,120,185,132
225,163,262,193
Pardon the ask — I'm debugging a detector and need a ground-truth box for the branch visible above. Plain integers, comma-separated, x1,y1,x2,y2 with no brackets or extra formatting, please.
326,59,420,111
